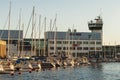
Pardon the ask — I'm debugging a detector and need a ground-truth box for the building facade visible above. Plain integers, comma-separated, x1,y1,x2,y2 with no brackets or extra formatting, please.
0,16,103,58
45,16,103,58
0,30,45,58
0,30,23,57
102,45,120,58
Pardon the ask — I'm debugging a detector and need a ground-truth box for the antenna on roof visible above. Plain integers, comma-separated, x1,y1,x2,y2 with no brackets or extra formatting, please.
99,8,103,18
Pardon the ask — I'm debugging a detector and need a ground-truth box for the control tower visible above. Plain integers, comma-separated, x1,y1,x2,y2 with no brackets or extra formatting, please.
88,16,103,33
88,16,103,58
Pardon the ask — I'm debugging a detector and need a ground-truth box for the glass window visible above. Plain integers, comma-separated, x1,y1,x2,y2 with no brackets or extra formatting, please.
96,47,101,50
73,47,75,50
63,41,68,44
90,41,95,44
57,47,61,50
77,47,82,50
96,41,101,44
83,41,88,44
57,41,61,44
70,47,73,50
63,47,66,50
90,47,95,50
50,47,54,50
77,41,82,44
49,41,54,44
83,47,88,50
70,41,75,44
66,47,68,50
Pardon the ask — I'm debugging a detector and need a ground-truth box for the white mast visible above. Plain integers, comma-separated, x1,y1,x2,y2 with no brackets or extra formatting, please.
68,29,70,56
54,27,57,55
8,1,11,58
44,17,46,56
21,24,24,57
18,9,21,57
53,15,57,55
33,14,37,56
38,15,41,56
72,25,74,57
31,6,35,57
114,42,117,58
104,42,106,59
49,19,52,56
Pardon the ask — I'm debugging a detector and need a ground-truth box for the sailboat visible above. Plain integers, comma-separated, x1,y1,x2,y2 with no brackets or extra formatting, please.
0,63,6,74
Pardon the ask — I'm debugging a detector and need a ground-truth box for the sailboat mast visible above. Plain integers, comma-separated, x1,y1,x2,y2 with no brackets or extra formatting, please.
31,7,35,57
18,9,21,57
33,14,37,56
54,27,57,55
8,1,11,58
104,43,106,59
114,42,116,58
39,15,41,56
68,28,71,56
72,25,74,56
53,15,57,55
49,19,52,56
22,24,24,57
44,17,46,56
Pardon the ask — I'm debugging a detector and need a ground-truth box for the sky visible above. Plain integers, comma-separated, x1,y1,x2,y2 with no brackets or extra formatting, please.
0,0,120,45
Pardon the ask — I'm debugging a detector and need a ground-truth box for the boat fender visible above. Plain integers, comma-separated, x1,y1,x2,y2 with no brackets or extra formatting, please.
18,71,21,74
29,69,32,73
10,71,14,76
36,69,38,72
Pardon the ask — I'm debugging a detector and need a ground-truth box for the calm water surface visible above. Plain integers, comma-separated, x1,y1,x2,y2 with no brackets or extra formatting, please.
0,62,120,80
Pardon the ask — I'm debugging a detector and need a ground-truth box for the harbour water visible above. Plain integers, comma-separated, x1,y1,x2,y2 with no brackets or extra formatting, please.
0,62,120,80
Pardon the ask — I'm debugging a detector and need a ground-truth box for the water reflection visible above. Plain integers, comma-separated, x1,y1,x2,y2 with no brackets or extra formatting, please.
91,63,103,70
0,62,120,80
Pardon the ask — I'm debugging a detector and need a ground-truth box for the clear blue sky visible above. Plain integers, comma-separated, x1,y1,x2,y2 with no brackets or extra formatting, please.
0,0,120,45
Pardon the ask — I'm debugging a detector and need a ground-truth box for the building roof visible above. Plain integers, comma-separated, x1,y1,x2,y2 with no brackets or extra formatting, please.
0,30,23,40
46,31,101,40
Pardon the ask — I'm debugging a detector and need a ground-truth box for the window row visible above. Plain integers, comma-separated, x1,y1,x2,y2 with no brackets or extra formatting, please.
49,41,101,45
50,47,102,50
